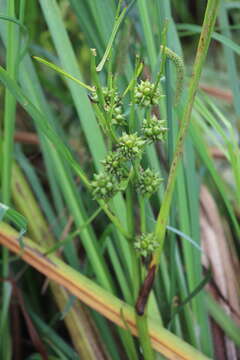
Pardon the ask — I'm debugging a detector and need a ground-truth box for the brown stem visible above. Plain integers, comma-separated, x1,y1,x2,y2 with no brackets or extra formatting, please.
135,265,156,315
14,131,39,144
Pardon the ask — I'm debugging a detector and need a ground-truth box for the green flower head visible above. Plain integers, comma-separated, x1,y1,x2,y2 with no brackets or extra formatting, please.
134,80,162,107
101,152,126,179
134,233,159,258
91,172,118,201
137,168,162,197
107,104,126,126
117,133,145,160
142,115,167,143
92,87,125,126
91,86,120,105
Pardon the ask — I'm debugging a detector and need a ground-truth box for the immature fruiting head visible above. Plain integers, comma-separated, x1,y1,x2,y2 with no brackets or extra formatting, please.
102,87,120,105
134,80,161,107
91,172,118,201
109,105,126,126
101,152,126,179
134,233,159,258
92,87,125,126
142,115,167,143
136,168,162,197
117,133,145,160
91,86,120,105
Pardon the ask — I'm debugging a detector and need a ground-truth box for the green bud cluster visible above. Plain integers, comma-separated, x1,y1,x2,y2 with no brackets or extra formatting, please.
142,115,167,143
91,87,120,104
134,80,161,107
92,87,125,126
102,87,120,105
134,233,159,257
91,172,118,201
117,133,146,160
109,105,126,126
137,168,162,197
101,152,126,179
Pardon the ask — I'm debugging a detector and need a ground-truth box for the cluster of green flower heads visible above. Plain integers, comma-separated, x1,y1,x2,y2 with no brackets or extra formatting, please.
134,232,159,258
90,77,167,202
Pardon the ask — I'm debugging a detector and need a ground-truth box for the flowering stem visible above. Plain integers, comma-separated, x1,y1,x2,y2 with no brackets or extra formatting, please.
161,46,185,106
126,171,154,359
137,0,220,314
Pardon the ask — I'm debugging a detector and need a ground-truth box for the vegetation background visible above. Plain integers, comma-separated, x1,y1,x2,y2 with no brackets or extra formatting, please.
0,0,240,359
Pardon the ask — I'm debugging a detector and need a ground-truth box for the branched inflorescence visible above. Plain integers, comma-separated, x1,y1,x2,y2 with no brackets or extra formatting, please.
90,70,168,210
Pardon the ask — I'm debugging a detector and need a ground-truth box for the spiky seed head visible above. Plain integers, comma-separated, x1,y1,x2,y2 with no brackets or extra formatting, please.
134,80,161,107
137,168,162,197
142,115,167,143
134,233,159,258
108,105,126,126
91,87,120,105
91,172,118,201
101,152,126,179
117,133,145,160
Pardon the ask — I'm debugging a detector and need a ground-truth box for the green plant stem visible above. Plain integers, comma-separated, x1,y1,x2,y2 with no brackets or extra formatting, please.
136,193,154,359
126,186,135,237
1,3,17,204
133,250,154,360
139,196,146,233
126,184,154,359
96,4,126,72
153,0,220,265
33,56,94,92
0,1,18,355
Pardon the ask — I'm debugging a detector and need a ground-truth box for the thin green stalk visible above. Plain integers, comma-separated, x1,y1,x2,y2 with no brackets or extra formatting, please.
96,2,126,72
33,56,94,92
126,186,135,237
126,181,154,359
136,195,154,359
1,2,17,204
135,312,155,360
19,0,26,22
139,196,146,234
0,1,18,354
